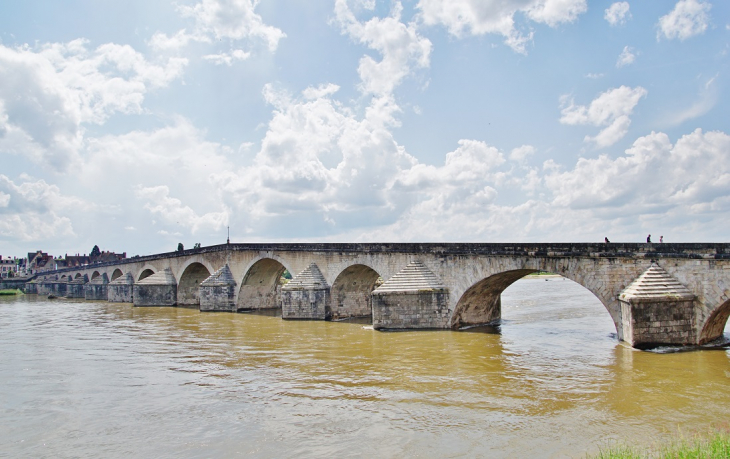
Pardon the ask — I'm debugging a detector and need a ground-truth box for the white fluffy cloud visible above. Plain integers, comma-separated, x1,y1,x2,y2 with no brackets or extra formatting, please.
560,85,647,148
335,1,432,96
135,185,229,234
0,174,83,241
150,0,285,55
658,0,711,41
545,129,730,218
202,49,251,65
616,45,636,67
0,40,186,171
417,0,587,54
605,2,631,26
211,83,417,234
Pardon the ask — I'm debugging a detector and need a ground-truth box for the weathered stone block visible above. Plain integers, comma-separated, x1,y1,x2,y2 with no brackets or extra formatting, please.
282,263,330,320
133,268,177,307
108,272,134,303
85,273,109,300
200,265,237,312
372,261,450,330
619,263,696,348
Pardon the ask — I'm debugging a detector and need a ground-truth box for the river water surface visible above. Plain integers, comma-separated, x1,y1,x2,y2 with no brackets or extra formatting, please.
1,277,729,458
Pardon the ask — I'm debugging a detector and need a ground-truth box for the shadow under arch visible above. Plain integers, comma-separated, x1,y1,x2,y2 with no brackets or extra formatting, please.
111,269,123,281
177,262,212,307
329,264,382,321
74,273,82,279
238,258,287,310
138,269,155,281
451,269,619,335
91,271,101,280
699,299,730,344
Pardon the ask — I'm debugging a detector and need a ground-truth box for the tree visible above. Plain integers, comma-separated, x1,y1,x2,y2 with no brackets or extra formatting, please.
177,243,184,252
193,243,201,249
90,245,101,258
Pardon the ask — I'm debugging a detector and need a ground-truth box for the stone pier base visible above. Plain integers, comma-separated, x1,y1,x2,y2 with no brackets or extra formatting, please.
108,272,134,303
133,269,177,307
372,291,451,330
200,265,237,312
282,289,330,320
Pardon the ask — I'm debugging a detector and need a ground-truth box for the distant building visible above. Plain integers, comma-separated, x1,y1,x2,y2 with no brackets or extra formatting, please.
0,256,15,278
55,250,128,269
27,251,54,274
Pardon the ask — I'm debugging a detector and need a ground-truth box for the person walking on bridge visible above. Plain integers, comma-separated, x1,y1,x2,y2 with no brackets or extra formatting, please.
646,234,651,243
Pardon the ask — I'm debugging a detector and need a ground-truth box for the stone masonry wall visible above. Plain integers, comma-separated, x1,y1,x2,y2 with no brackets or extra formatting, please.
623,299,696,347
200,285,236,312
282,289,329,320
85,284,108,301
133,284,176,307
372,291,451,330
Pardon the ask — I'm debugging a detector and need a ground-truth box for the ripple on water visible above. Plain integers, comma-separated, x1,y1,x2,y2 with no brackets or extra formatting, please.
0,284,729,458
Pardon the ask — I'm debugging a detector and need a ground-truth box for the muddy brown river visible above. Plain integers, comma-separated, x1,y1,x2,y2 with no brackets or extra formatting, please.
1,277,728,458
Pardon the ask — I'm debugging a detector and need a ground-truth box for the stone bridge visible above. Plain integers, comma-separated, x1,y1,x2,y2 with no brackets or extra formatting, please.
26,243,730,349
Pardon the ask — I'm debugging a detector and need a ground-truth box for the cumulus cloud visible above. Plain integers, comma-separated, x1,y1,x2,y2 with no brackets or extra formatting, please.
135,185,229,234
335,1,432,96
616,45,636,67
150,0,285,56
0,175,82,241
560,85,647,148
605,2,631,26
544,129,730,216
210,83,417,235
202,49,251,65
658,0,711,41
417,0,587,54
0,40,186,171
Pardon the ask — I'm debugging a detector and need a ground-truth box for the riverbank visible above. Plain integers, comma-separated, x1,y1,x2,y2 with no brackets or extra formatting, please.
593,427,730,458
0,289,23,296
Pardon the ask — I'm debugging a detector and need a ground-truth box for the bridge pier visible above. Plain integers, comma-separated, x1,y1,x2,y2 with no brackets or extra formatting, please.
200,265,237,312
66,275,88,299
618,264,697,348
372,261,451,330
133,268,177,307
281,263,330,320
109,272,134,302
85,274,109,300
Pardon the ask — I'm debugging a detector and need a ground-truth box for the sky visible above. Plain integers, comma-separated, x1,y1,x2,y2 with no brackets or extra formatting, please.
0,0,729,257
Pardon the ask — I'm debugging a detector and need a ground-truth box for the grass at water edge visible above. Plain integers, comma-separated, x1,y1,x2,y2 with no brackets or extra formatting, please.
591,427,730,458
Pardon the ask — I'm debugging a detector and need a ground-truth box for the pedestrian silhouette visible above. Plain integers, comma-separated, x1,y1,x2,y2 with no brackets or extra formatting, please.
660,236,663,243
647,234,651,243
604,237,610,244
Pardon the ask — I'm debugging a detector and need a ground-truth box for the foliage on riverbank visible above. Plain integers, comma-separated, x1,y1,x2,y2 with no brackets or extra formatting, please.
593,427,730,458
0,289,23,296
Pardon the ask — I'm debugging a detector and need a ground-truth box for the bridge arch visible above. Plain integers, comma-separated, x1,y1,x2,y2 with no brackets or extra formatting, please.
329,264,383,321
138,267,156,281
74,273,82,279
237,257,292,310
177,262,213,306
699,299,730,344
111,269,123,282
451,269,620,335
91,271,101,280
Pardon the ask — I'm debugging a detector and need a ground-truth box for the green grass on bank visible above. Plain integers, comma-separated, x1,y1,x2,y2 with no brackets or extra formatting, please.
592,428,730,458
0,289,23,296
